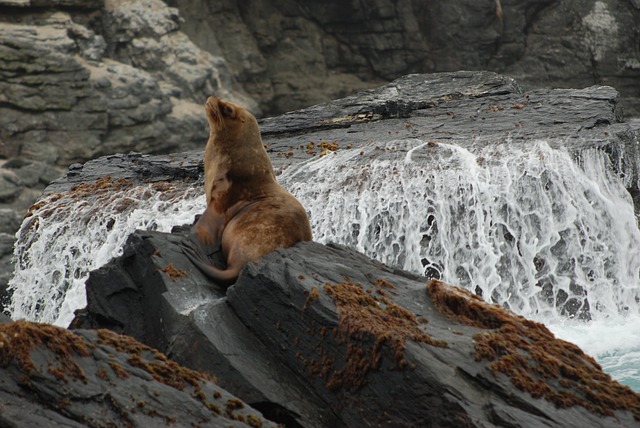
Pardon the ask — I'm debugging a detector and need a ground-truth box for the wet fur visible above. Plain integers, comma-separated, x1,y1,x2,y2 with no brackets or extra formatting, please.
183,96,312,286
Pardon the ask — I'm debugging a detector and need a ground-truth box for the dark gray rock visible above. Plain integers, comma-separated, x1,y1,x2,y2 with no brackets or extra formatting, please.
0,169,22,202
0,208,21,234
43,150,204,195
75,229,640,427
0,0,254,168
258,72,639,203
3,158,61,187
0,232,14,308
0,0,103,9
0,319,278,427
41,71,640,194
74,230,342,428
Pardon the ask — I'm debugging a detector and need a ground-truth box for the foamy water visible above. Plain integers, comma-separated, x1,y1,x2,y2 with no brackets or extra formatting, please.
6,138,640,390
7,179,205,326
549,317,640,391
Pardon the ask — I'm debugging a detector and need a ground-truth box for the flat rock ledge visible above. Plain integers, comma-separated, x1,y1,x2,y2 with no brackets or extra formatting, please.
71,230,640,428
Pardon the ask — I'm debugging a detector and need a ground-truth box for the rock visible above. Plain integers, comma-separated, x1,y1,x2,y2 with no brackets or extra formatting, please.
0,319,278,427
0,232,14,308
0,1,254,168
100,0,257,110
73,231,340,428
0,169,22,202
2,158,59,187
0,0,255,306
0,0,103,8
75,229,640,427
257,72,639,202
41,71,639,193
169,0,640,117
0,208,21,234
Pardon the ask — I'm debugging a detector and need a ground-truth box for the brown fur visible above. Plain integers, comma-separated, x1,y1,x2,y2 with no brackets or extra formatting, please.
184,96,312,286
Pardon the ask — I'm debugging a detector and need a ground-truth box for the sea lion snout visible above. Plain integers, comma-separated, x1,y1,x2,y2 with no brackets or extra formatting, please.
205,97,220,125
205,97,237,126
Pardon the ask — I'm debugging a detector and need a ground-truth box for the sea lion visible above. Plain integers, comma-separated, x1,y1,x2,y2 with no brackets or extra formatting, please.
182,96,313,286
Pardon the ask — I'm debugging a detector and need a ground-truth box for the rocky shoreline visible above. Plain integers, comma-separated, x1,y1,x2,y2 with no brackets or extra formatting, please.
2,70,640,426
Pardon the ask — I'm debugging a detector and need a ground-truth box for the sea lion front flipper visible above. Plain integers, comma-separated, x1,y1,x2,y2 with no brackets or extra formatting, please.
190,205,224,255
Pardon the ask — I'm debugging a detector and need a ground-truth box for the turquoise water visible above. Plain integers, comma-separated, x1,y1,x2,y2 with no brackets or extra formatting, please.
549,317,640,392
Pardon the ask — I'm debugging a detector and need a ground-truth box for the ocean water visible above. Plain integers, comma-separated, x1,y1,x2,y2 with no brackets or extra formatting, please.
6,138,640,391
549,317,640,392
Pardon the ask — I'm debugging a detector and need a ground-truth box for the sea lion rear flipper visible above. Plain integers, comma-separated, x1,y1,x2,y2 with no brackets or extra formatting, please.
181,239,239,287
188,226,220,255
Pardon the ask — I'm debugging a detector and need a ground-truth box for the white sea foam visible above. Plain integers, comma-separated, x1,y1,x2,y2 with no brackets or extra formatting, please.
280,139,640,323
549,316,640,389
279,138,640,390
6,180,205,327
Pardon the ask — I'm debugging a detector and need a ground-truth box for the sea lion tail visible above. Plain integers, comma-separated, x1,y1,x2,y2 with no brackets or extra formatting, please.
195,263,240,287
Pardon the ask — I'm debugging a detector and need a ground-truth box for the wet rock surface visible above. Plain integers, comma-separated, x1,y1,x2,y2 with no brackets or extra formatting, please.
40,71,640,191
169,0,640,117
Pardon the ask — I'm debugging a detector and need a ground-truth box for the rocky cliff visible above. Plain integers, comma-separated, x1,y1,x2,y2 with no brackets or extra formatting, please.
0,0,254,167
169,0,640,117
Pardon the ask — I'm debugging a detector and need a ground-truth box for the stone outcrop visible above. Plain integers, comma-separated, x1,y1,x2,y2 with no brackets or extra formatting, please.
0,318,278,427
169,0,640,117
0,0,255,290
0,0,254,167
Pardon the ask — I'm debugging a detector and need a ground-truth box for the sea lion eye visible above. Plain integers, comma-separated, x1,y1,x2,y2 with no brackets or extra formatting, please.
224,106,234,116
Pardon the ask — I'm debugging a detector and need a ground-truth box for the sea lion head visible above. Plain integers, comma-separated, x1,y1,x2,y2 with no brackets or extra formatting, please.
205,96,259,144
203,95,273,183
